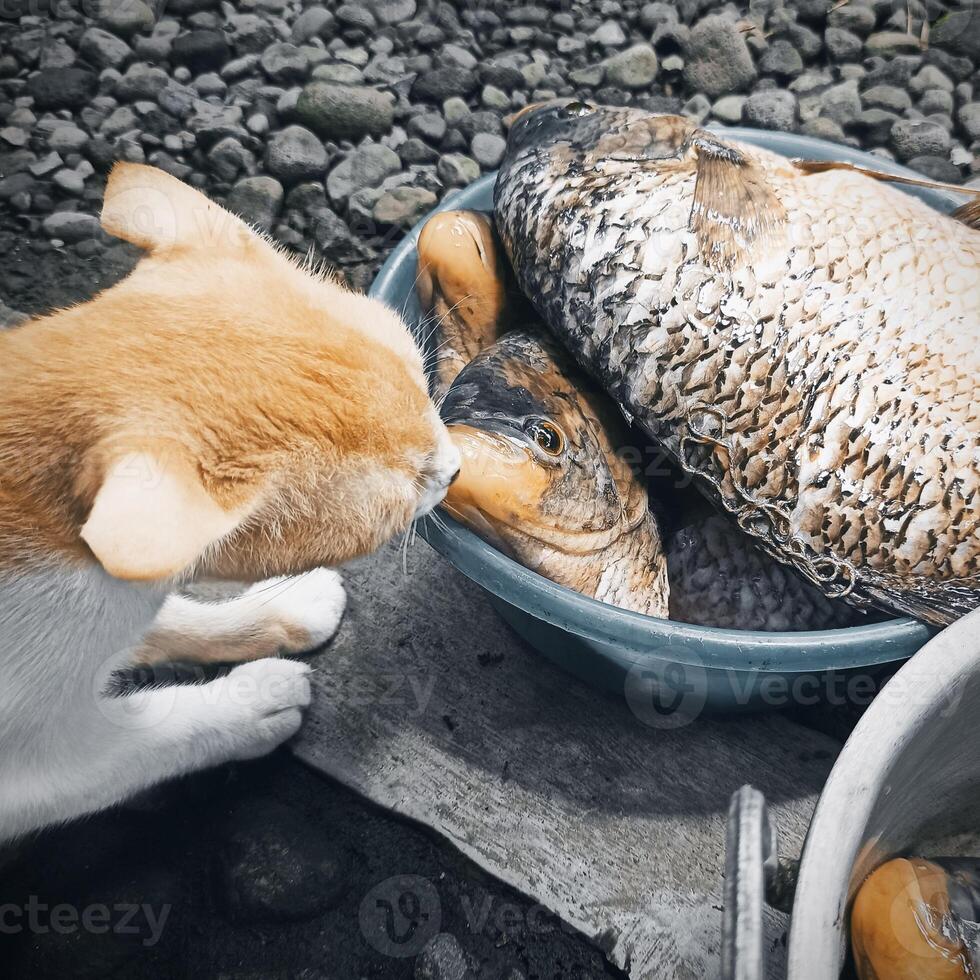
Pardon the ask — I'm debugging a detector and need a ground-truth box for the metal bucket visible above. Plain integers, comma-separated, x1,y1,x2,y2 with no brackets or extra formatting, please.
723,606,980,978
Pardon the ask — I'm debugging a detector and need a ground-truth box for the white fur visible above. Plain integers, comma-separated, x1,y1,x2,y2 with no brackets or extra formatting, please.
152,569,347,654
0,561,343,844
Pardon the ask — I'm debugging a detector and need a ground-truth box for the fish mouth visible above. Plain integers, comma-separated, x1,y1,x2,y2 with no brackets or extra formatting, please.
442,424,551,535
442,423,643,557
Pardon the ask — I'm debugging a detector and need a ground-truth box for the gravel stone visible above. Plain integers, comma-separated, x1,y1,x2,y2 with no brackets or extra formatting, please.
436,152,480,187
193,71,226,97
373,185,436,228
959,103,980,142
683,15,757,97
261,42,308,83
604,44,659,89
337,3,376,31
1,127,29,147
828,2,876,35
207,136,252,181
265,125,328,183
890,117,952,160
311,62,363,84
863,54,919,89
759,39,803,79
712,94,746,123
291,8,335,43
817,79,862,125
369,0,417,25
800,116,846,142
79,27,131,69
854,108,900,142
862,84,912,112
226,174,283,230
824,27,862,62
52,168,86,195
906,155,962,181
865,31,924,56
171,30,230,74
97,0,155,37
30,152,63,177
411,67,478,102
27,68,97,110
919,89,954,115
407,111,446,143
326,142,400,206
42,211,100,241
47,123,89,153
115,62,169,101
743,89,797,131
414,933,468,980
569,65,605,87
399,137,437,164
187,101,246,147
294,82,395,140
480,60,525,91
910,65,954,95
930,7,980,60
640,2,680,30
592,20,627,46
471,132,506,168
682,92,711,123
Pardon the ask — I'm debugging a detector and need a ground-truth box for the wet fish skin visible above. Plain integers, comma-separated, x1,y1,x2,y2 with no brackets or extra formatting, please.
494,103,980,625
441,330,670,617
666,514,862,631
441,330,864,629
416,210,532,397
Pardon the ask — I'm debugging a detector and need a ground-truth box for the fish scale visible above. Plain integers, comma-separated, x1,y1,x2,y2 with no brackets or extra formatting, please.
495,105,980,624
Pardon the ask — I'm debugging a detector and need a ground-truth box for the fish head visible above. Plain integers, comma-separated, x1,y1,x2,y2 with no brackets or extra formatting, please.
503,100,696,170
439,330,649,563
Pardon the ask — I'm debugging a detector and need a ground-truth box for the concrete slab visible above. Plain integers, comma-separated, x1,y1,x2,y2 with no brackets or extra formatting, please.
294,538,840,979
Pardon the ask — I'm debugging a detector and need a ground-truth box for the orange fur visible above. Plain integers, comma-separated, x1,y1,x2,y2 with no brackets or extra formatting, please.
0,162,446,582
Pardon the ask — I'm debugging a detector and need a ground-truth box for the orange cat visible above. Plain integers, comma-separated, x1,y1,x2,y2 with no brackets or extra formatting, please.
0,163,459,842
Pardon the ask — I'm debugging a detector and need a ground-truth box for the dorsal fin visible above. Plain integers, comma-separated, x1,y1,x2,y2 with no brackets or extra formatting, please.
793,158,980,229
687,131,787,270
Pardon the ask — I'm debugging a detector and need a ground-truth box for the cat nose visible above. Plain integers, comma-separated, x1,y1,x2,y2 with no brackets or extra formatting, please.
450,467,461,484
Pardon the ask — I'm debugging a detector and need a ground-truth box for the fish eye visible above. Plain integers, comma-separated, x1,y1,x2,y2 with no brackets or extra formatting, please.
526,420,564,456
561,100,594,118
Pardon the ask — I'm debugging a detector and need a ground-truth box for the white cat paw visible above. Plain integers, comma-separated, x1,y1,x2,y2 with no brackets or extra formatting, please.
244,568,347,654
212,658,312,761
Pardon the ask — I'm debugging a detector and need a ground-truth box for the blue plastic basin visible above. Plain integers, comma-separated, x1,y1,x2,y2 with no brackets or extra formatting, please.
370,128,953,713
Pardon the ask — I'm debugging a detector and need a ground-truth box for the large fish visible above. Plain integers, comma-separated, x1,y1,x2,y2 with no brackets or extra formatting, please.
494,102,980,625
440,329,861,630
418,210,861,628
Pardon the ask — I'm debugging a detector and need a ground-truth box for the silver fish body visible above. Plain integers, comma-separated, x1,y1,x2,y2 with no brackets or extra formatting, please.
494,104,980,625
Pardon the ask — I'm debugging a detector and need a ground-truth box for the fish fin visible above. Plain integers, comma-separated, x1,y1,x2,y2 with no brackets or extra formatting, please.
689,132,787,270
794,159,980,227
951,198,980,229
865,578,977,628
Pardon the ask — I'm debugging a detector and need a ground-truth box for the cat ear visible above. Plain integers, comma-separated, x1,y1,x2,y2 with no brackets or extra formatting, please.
100,162,254,255
81,451,253,581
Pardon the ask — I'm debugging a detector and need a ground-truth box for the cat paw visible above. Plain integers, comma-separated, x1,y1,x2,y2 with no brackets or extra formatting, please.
244,568,347,654
212,658,312,761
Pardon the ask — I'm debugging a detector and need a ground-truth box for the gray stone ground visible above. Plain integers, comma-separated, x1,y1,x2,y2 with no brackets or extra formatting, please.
1,0,978,316
1,0,978,977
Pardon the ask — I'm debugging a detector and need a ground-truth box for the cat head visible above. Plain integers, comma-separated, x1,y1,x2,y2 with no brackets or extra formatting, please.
7,163,458,582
